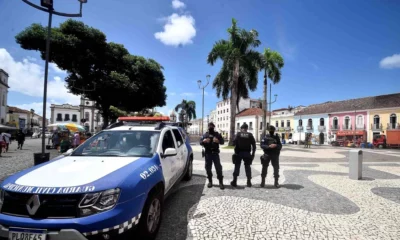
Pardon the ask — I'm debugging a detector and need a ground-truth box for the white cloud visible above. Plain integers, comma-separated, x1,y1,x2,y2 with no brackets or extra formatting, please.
50,62,66,74
154,13,196,47
379,54,400,69
15,101,55,118
172,0,185,9
0,48,80,105
169,92,176,96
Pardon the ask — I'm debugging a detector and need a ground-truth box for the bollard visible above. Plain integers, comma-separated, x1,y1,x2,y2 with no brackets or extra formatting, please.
349,149,363,180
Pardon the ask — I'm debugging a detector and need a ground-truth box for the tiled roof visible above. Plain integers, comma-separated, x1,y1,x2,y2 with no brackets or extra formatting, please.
295,93,400,116
236,108,270,117
8,106,44,118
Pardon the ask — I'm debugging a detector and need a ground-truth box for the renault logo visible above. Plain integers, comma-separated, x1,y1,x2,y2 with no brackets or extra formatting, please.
26,195,41,215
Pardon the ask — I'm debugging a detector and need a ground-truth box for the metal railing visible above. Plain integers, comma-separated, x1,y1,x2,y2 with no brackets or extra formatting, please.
297,126,303,131
371,123,383,131
318,125,326,132
355,124,365,130
285,127,291,131
342,124,352,130
331,125,339,131
306,125,313,130
387,123,400,130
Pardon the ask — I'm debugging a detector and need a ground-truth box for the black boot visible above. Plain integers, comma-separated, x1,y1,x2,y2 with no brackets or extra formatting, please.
260,177,266,187
274,178,280,188
219,178,225,190
207,177,213,188
247,178,252,187
230,177,237,187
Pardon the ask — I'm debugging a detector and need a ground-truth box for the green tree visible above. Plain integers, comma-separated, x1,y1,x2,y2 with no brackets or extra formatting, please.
260,48,284,137
175,100,197,130
109,106,128,123
207,18,262,145
15,20,166,128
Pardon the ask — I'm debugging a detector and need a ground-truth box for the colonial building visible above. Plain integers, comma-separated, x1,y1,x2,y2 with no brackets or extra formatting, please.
0,69,10,124
7,106,47,132
235,108,270,142
271,106,305,141
188,118,202,135
216,97,262,139
50,97,103,132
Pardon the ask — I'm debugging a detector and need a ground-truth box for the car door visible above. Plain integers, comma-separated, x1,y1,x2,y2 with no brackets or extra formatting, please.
158,129,178,192
172,128,187,175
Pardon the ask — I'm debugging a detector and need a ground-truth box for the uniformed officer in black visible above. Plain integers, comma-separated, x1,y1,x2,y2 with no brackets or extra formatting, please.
260,125,282,188
231,123,256,187
200,122,225,189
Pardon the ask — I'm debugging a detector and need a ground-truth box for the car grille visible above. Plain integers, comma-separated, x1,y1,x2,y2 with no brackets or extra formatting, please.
1,191,83,219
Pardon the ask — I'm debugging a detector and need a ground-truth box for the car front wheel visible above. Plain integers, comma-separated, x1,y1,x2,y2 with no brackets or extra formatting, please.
137,188,163,240
183,158,193,181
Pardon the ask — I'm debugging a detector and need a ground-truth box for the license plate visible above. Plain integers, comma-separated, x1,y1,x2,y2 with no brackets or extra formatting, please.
8,227,46,240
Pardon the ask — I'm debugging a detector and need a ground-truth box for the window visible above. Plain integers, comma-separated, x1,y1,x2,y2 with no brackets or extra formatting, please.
281,120,284,127
299,119,303,126
390,113,397,129
85,112,90,121
333,117,338,127
223,109,225,113
56,113,62,121
344,116,350,129
320,118,324,126
237,122,240,129
356,115,363,127
64,114,70,121
287,120,290,127
2,94,4,106
275,121,278,127
72,114,78,122
172,129,184,147
227,108,229,112
260,122,263,130
162,130,176,152
249,122,253,129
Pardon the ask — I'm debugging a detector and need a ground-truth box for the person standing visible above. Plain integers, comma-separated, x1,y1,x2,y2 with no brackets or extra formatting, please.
16,129,26,150
1,132,11,153
52,131,60,150
231,123,256,187
73,131,80,148
200,122,225,189
260,125,282,188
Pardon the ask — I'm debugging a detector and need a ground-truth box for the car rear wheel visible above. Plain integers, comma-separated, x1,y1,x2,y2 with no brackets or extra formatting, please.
137,187,163,240
183,158,193,181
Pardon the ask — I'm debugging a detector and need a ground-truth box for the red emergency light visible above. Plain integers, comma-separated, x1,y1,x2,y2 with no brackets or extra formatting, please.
118,116,170,122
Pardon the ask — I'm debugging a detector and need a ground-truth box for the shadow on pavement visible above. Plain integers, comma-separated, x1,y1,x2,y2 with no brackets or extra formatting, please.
156,176,207,240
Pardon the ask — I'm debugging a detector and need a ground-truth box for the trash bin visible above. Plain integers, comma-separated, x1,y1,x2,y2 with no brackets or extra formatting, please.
34,153,50,166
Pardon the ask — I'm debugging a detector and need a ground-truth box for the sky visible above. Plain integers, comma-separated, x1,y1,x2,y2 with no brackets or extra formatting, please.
0,0,399,119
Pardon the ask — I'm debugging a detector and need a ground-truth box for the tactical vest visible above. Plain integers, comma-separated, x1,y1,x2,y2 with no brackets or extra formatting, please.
237,132,252,151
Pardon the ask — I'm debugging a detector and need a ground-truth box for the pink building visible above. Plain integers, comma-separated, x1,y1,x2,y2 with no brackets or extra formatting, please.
329,110,368,142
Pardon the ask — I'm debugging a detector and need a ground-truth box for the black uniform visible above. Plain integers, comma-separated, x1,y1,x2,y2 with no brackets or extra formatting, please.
200,123,225,189
16,130,26,150
231,124,256,187
260,127,282,188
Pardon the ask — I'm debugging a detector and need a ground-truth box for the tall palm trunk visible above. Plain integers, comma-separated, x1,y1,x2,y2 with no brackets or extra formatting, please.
262,70,268,137
229,59,240,146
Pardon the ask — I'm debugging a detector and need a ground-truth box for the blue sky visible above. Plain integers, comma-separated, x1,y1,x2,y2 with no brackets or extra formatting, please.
0,0,399,118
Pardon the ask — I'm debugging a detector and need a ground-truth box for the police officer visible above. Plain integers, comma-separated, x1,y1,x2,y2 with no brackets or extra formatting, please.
260,125,282,188
231,123,256,187
200,122,225,189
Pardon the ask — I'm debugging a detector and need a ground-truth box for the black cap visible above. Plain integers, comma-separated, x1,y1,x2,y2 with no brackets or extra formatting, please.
240,123,248,129
208,122,215,127
269,125,276,131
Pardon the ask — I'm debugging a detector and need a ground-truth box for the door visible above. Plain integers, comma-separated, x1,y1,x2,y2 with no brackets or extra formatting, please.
172,129,187,175
158,129,178,192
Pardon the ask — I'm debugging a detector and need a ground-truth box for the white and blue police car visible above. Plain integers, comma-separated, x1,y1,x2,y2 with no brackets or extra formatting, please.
0,117,193,240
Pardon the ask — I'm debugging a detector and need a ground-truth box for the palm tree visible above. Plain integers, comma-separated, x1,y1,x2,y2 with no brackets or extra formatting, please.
207,18,262,145
175,100,196,129
260,48,284,137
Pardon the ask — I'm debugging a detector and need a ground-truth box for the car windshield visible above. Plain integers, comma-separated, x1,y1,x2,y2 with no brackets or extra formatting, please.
71,130,160,157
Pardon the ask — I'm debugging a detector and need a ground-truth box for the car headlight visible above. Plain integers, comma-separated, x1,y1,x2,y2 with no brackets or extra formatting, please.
78,188,120,217
0,189,4,212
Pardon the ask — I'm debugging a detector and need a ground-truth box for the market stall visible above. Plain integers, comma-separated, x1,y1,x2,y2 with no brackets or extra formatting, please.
336,130,367,147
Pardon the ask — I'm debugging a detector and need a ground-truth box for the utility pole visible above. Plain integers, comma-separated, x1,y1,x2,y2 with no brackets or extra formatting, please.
197,75,210,134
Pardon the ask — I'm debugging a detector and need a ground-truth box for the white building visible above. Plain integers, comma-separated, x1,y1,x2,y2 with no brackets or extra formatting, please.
270,106,306,140
0,69,10,124
235,108,270,142
50,97,103,132
188,119,202,135
216,98,262,138
209,109,216,124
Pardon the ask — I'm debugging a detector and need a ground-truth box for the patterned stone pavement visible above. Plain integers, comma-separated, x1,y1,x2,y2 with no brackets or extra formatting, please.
158,146,400,240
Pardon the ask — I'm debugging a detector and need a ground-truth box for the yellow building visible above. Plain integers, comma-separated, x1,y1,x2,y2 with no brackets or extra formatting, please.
270,107,305,140
368,108,400,142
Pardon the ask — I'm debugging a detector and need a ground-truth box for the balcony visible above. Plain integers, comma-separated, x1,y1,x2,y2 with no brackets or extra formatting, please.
342,124,352,130
387,123,400,130
318,125,326,132
355,124,365,130
297,126,303,132
331,125,339,131
306,125,313,131
284,127,291,131
371,123,383,131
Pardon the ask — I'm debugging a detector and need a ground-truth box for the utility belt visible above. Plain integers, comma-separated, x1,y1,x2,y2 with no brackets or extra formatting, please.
202,148,219,157
232,152,253,165
260,152,279,164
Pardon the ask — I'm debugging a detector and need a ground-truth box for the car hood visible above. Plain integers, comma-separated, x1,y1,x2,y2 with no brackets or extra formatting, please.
1,156,151,195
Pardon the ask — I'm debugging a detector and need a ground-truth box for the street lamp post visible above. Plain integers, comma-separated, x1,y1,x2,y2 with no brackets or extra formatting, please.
198,75,210,135
22,0,87,163
268,82,278,127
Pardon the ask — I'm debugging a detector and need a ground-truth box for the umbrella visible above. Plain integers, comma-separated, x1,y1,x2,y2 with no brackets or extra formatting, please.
48,123,86,132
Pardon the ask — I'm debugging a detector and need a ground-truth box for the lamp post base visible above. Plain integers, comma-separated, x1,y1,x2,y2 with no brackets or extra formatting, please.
34,152,50,166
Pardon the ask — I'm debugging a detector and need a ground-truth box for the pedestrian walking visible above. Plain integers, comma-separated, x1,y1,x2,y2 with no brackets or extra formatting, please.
1,132,11,153
73,131,80,148
260,126,282,188
231,123,256,187
16,129,26,150
52,131,60,150
200,122,225,189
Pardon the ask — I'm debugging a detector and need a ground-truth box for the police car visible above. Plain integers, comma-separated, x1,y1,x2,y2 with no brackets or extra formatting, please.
0,116,193,240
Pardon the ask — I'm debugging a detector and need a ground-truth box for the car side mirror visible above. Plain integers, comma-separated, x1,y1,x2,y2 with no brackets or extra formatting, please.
162,148,177,158
63,148,74,156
